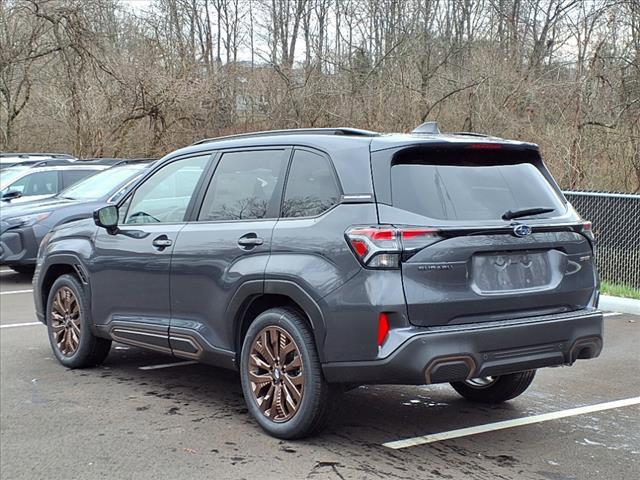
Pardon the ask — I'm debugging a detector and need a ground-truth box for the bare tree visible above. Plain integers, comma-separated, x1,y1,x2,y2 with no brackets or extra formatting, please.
1,0,638,191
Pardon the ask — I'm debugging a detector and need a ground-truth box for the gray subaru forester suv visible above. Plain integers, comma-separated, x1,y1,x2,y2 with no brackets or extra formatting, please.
33,125,603,439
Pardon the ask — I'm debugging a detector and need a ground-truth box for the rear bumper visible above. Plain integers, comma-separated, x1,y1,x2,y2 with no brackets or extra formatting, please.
322,309,603,385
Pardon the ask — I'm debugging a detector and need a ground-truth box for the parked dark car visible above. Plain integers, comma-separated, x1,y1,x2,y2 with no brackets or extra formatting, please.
1,163,109,204
1,162,153,274
33,126,603,439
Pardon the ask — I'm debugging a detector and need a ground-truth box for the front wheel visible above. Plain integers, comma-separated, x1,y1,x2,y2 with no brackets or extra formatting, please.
240,307,335,439
450,371,536,404
46,274,111,368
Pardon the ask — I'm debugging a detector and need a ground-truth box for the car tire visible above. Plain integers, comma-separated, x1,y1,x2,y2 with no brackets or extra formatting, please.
46,274,111,368
450,370,536,404
240,307,335,439
10,265,35,276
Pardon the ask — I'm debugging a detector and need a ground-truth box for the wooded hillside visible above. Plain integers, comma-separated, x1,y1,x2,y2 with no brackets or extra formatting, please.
1,0,639,191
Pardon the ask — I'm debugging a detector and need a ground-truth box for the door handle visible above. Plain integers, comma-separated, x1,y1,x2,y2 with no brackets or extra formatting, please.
237,233,263,249
152,235,173,249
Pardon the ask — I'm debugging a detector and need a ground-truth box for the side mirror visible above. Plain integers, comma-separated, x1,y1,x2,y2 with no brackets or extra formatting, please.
93,205,119,234
1,190,22,201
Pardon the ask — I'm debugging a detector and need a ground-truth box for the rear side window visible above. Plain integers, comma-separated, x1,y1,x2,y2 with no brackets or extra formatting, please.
391,163,564,221
198,150,286,221
281,150,340,218
62,169,97,188
9,171,59,196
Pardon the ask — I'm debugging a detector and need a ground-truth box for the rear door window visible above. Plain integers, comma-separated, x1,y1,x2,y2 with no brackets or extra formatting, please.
62,169,98,189
198,150,287,221
281,150,340,218
391,163,564,221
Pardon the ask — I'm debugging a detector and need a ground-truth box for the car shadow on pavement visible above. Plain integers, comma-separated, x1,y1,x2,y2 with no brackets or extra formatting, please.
98,344,536,446
0,270,33,285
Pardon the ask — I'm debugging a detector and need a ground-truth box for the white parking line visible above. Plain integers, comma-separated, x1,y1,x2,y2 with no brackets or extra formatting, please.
383,396,640,449
603,312,622,317
0,269,14,274
0,322,43,329
0,289,33,295
138,361,198,370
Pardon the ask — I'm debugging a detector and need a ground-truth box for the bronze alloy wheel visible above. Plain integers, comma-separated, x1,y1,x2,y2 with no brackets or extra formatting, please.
248,326,304,422
50,286,81,357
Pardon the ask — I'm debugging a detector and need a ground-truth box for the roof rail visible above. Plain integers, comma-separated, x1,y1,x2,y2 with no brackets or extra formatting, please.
111,158,157,167
192,128,380,146
77,158,157,167
0,153,75,159
79,158,128,165
412,122,441,134
448,131,489,138
31,159,74,168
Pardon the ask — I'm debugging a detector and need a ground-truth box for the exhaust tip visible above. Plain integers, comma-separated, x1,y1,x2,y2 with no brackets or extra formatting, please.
569,337,603,362
425,355,476,384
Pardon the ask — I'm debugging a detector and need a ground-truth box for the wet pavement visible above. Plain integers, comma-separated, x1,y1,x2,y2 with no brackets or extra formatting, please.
1,269,638,479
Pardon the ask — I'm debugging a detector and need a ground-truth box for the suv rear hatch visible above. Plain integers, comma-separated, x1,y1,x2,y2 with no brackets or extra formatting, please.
371,142,596,328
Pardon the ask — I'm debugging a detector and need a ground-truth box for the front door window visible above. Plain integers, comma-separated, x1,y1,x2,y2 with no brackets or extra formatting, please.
123,155,209,224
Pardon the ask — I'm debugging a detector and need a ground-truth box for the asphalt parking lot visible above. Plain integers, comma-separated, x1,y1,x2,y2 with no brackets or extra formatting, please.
1,269,638,480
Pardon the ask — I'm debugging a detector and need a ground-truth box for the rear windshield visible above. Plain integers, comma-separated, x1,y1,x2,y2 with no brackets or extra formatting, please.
391,163,564,221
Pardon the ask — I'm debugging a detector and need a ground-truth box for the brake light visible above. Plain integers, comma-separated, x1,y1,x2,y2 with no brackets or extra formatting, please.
345,225,441,268
377,313,390,346
351,239,368,257
400,228,437,239
467,143,503,150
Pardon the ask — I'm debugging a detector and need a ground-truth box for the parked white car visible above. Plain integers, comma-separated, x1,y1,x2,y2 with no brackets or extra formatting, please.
0,163,108,204
0,153,76,171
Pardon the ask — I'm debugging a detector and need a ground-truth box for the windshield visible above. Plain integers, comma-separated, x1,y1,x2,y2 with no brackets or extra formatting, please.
59,165,145,200
391,162,565,221
0,167,29,190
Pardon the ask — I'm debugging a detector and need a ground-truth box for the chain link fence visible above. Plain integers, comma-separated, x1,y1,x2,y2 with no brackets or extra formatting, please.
564,191,640,289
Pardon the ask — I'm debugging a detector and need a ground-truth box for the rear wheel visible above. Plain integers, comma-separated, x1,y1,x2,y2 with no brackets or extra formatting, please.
46,274,111,368
240,307,334,439
450,371,536,404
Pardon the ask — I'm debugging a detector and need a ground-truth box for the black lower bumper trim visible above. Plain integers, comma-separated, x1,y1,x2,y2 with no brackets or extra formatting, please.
322,310,603,385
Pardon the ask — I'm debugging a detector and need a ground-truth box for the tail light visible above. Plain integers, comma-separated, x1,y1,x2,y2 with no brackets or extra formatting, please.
345,225,440,268
581,220,595,241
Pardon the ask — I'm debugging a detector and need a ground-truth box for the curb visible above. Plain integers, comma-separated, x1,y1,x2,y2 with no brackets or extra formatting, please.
599,294,640,316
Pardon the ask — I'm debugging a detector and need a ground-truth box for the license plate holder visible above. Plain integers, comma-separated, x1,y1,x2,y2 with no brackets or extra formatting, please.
472,251,554,293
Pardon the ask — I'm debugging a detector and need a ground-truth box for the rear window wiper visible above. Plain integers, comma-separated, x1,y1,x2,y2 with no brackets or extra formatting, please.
502,207,555,220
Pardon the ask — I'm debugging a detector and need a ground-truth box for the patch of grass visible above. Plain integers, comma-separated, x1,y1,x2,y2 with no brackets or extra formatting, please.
601,282,640,300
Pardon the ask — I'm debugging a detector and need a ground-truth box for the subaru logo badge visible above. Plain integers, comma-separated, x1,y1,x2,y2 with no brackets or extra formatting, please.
513,224,532,237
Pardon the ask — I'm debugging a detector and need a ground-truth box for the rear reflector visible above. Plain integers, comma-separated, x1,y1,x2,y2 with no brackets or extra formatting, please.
377,313,389,346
